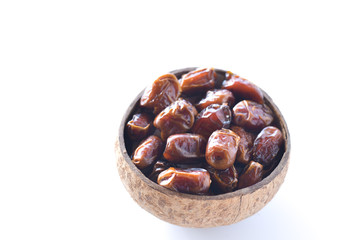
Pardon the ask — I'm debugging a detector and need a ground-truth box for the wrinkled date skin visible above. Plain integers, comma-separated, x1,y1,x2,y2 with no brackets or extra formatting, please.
196,89,235,111
222,72,264,104
140,73,180,114
205,129,240,170
230,125,256,165
233,100,274,132
206,165,238,193
180,68,215,94
126,113,153,140
157,167,211,194
192,104,232,139
163,134,207,163
148,160,173,182
253,126,283,167
154,99,198,141
132,135,163,170
238,161,263,189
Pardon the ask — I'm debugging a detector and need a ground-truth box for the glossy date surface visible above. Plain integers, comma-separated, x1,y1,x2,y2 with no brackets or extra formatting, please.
157,167,211,194
154,98,198,141
196,89,235,111
206,165,238,193
126,113,153,140
163,133,207,163
233,100,273,132
132,135,163,170
205,129,240,170
238,161,263,189
140,73,180,114
192,104,232,139
230,125,256,165
180,68,215,94
253,126,283,167
222,72,264,104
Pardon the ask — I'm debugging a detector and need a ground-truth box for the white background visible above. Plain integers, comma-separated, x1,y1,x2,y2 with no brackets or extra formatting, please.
1,0,340,239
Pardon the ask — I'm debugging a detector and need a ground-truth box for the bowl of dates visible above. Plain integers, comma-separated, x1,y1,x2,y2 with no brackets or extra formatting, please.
115,67,290,228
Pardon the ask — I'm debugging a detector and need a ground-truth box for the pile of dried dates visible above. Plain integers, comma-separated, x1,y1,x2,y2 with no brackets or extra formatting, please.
125,68,284,195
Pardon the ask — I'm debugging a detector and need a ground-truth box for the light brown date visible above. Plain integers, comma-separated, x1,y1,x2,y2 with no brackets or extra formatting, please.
132,135,163,170
230,125,256,165
233,100,273,132
126,113,153,140
157,167,211,194
180,68,215,94
140,73,180,114
196,89,235,111
205,129,240,170
222,72,264,104
154,98,198,141
238,161,263,189
192,104,232,139
206,164,238,193
163,134,207,163
253,126,283,167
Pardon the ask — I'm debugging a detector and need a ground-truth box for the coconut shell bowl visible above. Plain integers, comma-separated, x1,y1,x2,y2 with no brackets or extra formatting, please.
115,67,290,228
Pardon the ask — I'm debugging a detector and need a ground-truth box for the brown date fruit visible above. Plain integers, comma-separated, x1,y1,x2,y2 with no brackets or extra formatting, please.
205,129,240,170
126,113,153,140
180,68,215,94
230,125,256,165
196,89,235,111
163,133,207,163
154,98,198,141
132,135,163,170
148,160,173,182
206,165,238,193
253,126,283,167
238,161,263,189
233,100,273,132
157,167,211,194
140,73,180,114
192,104,232,139
222,72,264,104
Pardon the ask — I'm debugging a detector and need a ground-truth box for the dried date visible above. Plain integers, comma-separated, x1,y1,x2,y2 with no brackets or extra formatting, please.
154,98,198,141
140,73,180,114
222,72,264,104
253,126,283,167
180,68,215,94
126,113,153,140
163,133,207,163
238,161,263,189
196,89,235,111
192,104,232,139
205,129,240,170
157,167,211,194
206,165,238,193
233,100,273,132
230,125,256,165
132,135,163,170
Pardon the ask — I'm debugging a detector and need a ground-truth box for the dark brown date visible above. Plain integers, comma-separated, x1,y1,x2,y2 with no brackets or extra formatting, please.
238,161,263,189
206,165,238,193
230,125,256,165
140,73,180,114
126,113,153,140
253,126,283,167
192,104,232,139
233,100,273,132
163,134,207,163
180,68,215,94
205,129,240,170
154,98,198,141
196,89,235,111
132,135,163,170
157,167,211,194
148,160,173,182
222,72,264,104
